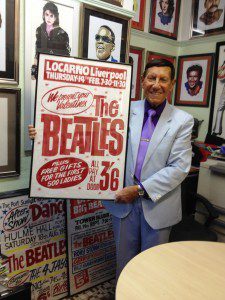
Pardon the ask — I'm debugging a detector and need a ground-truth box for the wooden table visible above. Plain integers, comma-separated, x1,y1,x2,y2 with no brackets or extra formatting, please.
116,241,225,300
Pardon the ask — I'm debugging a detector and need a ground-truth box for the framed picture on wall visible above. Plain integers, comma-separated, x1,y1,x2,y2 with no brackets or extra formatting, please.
24,0,80,151
100,0,123,6
129,46,144,101
0,0,19,84
175,53,214,107
149,0,181,39
146,51,176,103
191,0,225,38
0,89,20,178
132,0,146,31
208,42,225,141
81,4,131,63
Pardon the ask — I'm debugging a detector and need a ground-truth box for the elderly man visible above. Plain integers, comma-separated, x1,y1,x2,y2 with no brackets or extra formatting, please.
103,59,194,279
200,0,223,25
95,25,118,62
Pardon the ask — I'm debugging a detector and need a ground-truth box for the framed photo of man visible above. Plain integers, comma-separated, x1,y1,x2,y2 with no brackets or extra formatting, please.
146,51,176,104
149,0,181,39
132,0,146,31
175,54,214,107
208,42,225,141
81,5,131,63
129,46,144,101
0,0,19,84
191,0,225,37
24,0,80,151
0,89,20,178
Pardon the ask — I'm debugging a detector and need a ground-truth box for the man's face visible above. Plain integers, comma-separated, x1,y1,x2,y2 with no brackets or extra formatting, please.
187,70,200,88
142,66,175,106
205,0,220,12
95,27,115,60
44,10,56,26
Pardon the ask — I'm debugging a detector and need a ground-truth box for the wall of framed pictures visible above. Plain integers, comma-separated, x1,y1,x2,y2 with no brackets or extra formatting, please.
1,0,225,200
1,1,225,298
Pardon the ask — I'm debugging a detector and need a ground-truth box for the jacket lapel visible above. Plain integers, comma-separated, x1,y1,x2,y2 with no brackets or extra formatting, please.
142,102,173,168
130,101,145,169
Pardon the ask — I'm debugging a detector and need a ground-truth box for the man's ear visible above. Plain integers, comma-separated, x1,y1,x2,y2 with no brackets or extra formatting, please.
170,79,176,91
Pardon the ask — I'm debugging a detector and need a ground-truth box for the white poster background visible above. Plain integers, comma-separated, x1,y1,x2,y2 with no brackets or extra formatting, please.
180,59,208,102
155,0,176,33
0,194,67,300
24,0,80,150
0,0,6,71
197,0,225,31
211,45,225,139
129,52,139,99
30,54,132,200
88,16,122,62
0,98,8,166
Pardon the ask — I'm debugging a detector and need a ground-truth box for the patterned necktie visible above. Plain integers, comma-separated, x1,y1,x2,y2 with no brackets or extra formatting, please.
135,109,156,181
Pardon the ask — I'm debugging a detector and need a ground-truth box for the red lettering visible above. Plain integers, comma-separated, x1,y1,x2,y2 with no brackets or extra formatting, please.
42,114,60,156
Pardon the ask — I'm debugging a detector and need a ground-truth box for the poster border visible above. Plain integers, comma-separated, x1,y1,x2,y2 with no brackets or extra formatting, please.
0,0,19,84
129,46,144,101
0,88,20,178
81,3,131,63
208,41,225,142
149,0,181,40
131,0,146,31
174,53,214,107
29,53,132,200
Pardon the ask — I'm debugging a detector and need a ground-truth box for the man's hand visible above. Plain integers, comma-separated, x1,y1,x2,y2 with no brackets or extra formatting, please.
28,125,37,139
115,185,139,204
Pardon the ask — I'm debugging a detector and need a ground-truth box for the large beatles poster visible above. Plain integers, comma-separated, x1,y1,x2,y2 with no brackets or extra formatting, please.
0,193,68,300
67,199,116,295
30,54,132,200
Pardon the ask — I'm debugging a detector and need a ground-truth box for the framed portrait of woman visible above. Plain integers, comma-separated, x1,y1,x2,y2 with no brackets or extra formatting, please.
149,0,181,39
24,0,80,151
129,46,144,101
146,51,176,103
0,0,19,84
191,0,225,38
208,42,225,141
132,0,146,31
81,4,131,63
175,53,214,107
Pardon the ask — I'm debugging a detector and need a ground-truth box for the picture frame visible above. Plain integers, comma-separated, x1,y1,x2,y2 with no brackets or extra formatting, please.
129,46,144,101
0,88,20,178
208,42,225,141
132,0,146,31
0,0,19,84
81,4,131,63
146,51,176,104
149,0,181,40
100,0,123,6
24,0,80,151
191,0,225,38
175,53,214,107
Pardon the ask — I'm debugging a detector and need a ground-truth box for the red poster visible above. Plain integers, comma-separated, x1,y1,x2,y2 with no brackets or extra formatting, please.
30,54,132,200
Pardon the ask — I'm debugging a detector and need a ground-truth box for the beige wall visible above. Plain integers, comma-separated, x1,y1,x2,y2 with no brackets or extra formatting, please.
0,0,225,193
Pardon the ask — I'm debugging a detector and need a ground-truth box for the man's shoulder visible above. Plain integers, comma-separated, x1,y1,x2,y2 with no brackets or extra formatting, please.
130,99,144,109
170,104,193,122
